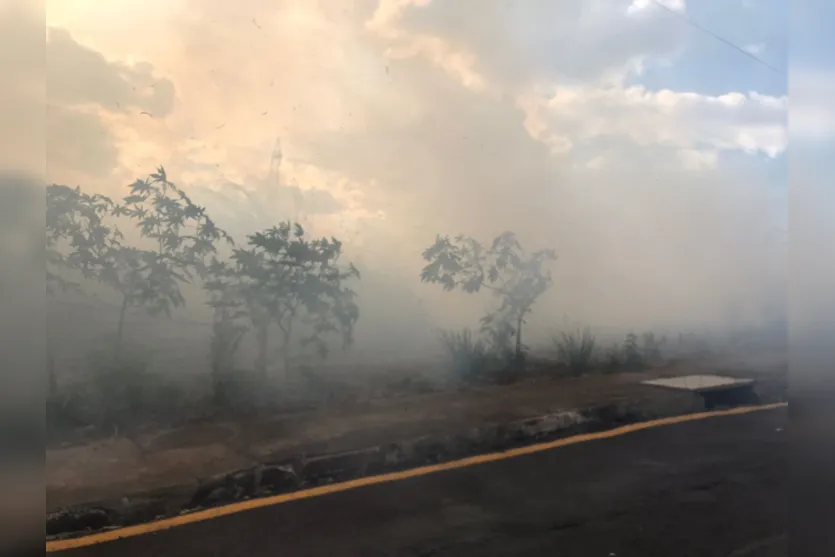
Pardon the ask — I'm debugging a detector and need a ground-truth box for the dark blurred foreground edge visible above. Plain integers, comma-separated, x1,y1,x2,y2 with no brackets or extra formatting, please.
790,389,835,557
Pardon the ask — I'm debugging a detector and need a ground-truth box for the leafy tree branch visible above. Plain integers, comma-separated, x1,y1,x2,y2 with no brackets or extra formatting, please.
221,222,360,377
421,231,556,362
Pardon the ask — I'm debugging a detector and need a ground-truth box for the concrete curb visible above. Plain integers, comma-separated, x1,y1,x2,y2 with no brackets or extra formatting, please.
46,384,786,540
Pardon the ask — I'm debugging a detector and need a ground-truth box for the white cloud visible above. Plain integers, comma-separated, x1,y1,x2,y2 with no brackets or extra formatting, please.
518,85,786,159
627,0,686,16
369,0,786,161
371,0,687,87
743,42,765,55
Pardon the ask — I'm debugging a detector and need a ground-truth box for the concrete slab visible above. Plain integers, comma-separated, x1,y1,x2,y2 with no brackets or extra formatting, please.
642,374,754,393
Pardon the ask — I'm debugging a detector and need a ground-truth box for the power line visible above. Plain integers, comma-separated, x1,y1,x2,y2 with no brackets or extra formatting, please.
651,0,783,75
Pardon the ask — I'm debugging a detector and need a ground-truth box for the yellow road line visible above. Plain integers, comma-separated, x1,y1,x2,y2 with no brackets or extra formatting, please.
47,402,787,552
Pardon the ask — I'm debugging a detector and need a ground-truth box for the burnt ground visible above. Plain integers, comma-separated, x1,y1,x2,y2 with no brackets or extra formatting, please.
58,407,787,557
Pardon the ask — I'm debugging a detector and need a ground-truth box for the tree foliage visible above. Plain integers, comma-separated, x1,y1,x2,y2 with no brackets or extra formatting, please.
46,184,121,295
421,231,556,360
112,166,232,315
216,221,361,376
622,332,643,371
47,167,231,352
203,257,249,401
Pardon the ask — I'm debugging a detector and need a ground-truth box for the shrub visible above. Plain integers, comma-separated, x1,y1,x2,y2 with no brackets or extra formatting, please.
209,307,248,407
421,231,556,369
641,331,663,363
205,368,279,415
602,344,623,373
555,328,597,376
622,332,644,371
46,387,91,440
86,339,183,433
439,328,488,382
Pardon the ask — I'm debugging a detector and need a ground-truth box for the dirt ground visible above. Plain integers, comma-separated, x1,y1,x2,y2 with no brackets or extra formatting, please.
46,350,786,512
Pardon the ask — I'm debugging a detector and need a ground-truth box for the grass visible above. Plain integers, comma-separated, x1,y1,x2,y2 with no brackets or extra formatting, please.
439,328,488,382
554,328,597,376
47,338,188,439
602,343,624,374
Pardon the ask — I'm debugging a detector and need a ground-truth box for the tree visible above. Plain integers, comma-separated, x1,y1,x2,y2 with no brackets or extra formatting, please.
203,257,249,404
46,184,123,393
421,231,556,364
47,168,231,357
108,167,232,353
46,184,121,296
225,221,360,378
622,332,644,371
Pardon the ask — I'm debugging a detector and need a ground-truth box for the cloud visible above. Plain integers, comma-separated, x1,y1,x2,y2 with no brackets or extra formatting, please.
519,85,786,158
367,0,787,160
627,0,686,14
370,0,687,87
743,42,765,55
46,105,120,181
42,27,177,186
47,28,175,117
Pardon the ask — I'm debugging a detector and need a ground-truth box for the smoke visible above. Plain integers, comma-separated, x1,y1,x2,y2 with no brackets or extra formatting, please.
39,0,787,366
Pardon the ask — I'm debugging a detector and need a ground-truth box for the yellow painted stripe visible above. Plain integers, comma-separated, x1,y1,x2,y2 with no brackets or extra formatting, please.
46,402,787,552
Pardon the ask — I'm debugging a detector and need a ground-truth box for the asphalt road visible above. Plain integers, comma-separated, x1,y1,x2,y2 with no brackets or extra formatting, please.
58,407,787,557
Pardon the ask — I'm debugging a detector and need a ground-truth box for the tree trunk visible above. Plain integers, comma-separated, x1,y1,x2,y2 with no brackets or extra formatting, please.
510,311,527,375
210,310,224,406
255,322,269,379
48,349,57,397
281,333,292,379
281,316,293,379
114,294,129,360
515,313,524,359
46,313,57,396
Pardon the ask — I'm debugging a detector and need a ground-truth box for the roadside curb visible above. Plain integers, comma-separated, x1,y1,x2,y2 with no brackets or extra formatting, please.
46,384,786,541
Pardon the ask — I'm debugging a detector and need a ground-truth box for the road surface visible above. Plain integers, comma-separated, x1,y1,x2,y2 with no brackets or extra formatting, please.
56,407,786,557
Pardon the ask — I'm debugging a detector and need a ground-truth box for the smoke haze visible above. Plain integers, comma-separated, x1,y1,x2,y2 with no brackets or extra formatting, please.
30,0,790,367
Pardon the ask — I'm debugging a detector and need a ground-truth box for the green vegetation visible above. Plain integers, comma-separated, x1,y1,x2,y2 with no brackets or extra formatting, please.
555,328,596,376
438,328,488,382
421,231,556,369
227,222,360,377
46,167,684,441
47,168,231,357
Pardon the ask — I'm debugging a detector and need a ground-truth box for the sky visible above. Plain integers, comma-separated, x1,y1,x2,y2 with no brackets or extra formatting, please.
15,0,815,356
